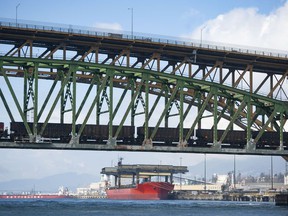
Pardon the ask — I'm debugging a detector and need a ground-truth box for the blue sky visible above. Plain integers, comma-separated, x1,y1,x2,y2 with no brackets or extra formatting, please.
0,0,287,184
0,0,286,37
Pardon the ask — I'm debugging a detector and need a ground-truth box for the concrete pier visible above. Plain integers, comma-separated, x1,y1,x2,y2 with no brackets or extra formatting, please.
275,193,288,206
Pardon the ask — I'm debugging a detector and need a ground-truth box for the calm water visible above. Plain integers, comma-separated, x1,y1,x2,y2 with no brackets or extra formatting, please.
0,199,287,216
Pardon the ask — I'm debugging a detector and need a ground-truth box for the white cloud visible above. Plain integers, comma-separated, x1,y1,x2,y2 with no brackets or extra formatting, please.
93,22,123,31
186,2,288,51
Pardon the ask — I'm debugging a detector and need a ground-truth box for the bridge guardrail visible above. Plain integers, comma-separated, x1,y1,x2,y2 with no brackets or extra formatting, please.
0,17,287,59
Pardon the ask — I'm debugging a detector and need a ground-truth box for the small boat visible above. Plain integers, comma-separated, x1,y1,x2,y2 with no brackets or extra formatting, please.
101,159,188,200
0,186,73,199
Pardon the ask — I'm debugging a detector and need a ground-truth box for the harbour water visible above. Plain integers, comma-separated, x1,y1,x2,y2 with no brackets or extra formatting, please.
0,199,287,216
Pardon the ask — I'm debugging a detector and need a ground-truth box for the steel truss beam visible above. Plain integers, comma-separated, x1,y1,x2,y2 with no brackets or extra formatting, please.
0,23,288,155
1,24,287,104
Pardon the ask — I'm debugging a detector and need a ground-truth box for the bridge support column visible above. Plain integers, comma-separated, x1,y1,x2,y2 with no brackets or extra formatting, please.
107,137,117,146
279,109,284,151
108,69,114,144
246,140,256,151
69,134,80,146
178,140,187,148
212,87,220,149
178,80,187,148
142,138,153,147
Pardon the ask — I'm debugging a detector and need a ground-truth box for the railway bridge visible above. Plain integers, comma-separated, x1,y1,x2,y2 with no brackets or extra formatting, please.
0,19,288,156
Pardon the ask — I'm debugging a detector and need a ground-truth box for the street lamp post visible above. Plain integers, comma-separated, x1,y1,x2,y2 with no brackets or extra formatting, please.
200,25,206,47
180,157,182,190
204,153,207,192
16,3,20,26
128,8,134,39
233,155,236,190
271,156,274,190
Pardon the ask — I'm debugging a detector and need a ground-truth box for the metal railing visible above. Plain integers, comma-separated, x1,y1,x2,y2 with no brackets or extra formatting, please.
0,17,287,59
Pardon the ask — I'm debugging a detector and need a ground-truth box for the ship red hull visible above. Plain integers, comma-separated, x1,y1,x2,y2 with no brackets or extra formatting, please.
0,194,72,199
106,182,174,200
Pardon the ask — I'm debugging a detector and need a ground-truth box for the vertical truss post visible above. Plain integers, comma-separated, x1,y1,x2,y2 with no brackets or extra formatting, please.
279,109,284,151
178,80,185,147
213,87,218,146
270,75,273,99
130,79,135,127
246,96,252,147
23,67,28,121
143,74,151,144
249,65,253,94
60,73,65,124
108,69,114,143
165,86,169,128
71,66,77,137
197,93,202,129
96,78,101,125
33,63,39,141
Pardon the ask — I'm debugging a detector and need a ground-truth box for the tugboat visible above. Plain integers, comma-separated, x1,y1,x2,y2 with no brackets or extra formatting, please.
101,158,188,200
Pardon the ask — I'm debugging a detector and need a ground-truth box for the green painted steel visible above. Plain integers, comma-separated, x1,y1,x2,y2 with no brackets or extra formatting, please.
2,64,32,136
0,22,287,155
0,89,14,122
0,56,288,155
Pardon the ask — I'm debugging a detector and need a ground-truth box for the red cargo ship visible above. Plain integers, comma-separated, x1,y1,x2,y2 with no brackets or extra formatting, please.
0,186,73,199
101,159,188,200
106,182,174,200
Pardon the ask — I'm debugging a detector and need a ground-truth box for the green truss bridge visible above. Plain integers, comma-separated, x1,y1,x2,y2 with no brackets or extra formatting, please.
0,19,288,157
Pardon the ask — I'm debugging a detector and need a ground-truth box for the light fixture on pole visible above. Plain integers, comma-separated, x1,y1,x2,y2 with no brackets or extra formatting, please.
233,155,236,190
180,157,182,190
128,7,134,39
204,153,207,192
271,156,274,190
16,3,20,26
200,25,206,47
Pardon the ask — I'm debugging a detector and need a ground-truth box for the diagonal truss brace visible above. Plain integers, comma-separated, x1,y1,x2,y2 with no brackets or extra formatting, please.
1,63,32,136
0,88,14,122
184,91,213,141
253,108,278,145
218,99,247,145
76,75,99,120
150,82,181,140
113,81,144,140
267,70,288,98
39,67,74,136
77,75,109,138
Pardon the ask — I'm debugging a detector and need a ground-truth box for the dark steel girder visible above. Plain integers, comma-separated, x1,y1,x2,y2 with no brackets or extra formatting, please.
1,25,288,105
0,21,288,155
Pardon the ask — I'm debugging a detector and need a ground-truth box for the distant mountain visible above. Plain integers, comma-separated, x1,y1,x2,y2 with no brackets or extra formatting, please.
0,172,99,193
